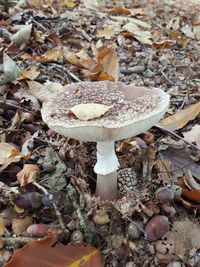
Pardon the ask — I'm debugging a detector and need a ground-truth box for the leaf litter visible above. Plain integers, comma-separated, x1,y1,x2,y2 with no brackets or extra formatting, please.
0,0,200,266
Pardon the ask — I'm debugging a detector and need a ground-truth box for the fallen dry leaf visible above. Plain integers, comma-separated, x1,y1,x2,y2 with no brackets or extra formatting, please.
4,236,101,267
19,66,40,80
0,143,28,172
0,53,20,85
69,103,113,121
122,22,152,45
17,164,41,187
155,218,200,264
27,80,64,102
182,189,200,203
160,148,200,179
81,0,102,11
12,216,33,236
96,45,119,81
0,221,5,236
157,101,200,131
11,24,33,47
96,26,115,39
183,125,200,148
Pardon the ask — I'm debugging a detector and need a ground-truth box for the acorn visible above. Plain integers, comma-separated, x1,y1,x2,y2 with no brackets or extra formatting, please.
144,215,170,241
23,112,34,123
156,187,174,203
170,185,182,199
71,230,84,243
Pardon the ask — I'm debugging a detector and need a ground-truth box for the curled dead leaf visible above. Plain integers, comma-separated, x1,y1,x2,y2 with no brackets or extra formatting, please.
0,143,28,172
17,164,40,187
157,101,200,131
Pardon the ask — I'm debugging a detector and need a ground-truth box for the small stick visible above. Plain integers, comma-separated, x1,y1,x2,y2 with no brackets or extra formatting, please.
66,184,93,244
154,124,200,152
0,100,35,115
0,236,43,246
32,181,67,232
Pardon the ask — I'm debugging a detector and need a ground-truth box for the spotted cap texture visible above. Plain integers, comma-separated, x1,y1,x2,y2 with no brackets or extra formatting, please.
41,81,170,141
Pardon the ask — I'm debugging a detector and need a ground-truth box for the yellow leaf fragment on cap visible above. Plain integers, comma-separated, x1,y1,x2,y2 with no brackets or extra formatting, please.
69,103,114,121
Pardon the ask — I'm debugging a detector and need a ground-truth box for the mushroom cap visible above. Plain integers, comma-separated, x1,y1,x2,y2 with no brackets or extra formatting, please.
41,81,170,142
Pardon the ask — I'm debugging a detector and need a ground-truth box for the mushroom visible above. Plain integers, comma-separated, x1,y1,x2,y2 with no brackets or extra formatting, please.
41,81,169,200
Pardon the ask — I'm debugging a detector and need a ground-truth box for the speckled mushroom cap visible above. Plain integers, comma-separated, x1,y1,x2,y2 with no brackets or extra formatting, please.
41,81,170,142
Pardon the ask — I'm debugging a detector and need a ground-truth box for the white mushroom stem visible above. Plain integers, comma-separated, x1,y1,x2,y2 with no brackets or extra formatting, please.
94,141,120,200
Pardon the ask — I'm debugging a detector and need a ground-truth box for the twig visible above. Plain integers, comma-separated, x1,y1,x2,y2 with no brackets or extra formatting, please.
78,29,92,42
154,124,200,152
1,236,43,245
0,100,35,115
50,63,81,82
160,67,173,85
66,69,81,82
66,184,93,244
0,128,19,134
32,181,68,233
32,18,47,31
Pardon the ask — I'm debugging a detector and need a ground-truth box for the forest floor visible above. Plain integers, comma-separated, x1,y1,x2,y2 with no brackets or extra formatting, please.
0,0,200,266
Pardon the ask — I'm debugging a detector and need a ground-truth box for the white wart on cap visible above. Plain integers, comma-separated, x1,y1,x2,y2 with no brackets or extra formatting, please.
41,81,170,142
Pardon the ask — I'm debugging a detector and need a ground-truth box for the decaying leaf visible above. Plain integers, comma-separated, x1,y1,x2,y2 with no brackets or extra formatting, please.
4,236,101,267
181,25,194,38
0,143,26,172
17,164,41,187
69,103,113,121
12,216,33,236
122,22,152,45
96,44,119,81
27,80,64,102
81,0,102,11
160,148,200,179
193,25,200,40
183,125,200,148
157,101,200,131
19,66,40,80
0,53,20,85
96,26,115,39
155,218,200,265
11,24,33,47
42,147,66,190
182,189,200,203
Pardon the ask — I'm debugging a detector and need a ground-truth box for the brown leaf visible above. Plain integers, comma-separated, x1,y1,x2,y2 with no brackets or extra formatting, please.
155,218,200,264
4,236,101,267
12,216,33,236
0,221,5,236
19,66,40,80
182,189,200,203
157,101,200,131
183,125,200,148
96,26,115,40
17,164,40,187
0,143,27,172
152,40,176,49
160,148,200,179
108,5,131,15
170,31,189,48
27,80,64,102
97,45,119,81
